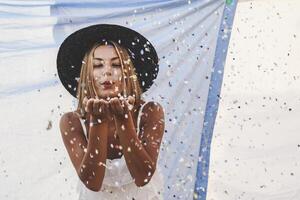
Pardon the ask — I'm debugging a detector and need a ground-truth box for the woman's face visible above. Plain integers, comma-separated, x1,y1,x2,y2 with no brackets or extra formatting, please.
92,44,124,99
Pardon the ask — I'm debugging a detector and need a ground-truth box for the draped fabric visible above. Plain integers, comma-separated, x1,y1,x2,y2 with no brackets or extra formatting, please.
0,0,235,199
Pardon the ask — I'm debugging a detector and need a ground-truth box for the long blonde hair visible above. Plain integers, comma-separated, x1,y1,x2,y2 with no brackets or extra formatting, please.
75,40,143,118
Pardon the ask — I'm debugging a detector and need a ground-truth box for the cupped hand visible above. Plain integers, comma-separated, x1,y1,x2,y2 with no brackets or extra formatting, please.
83,96,113,122
109,95,135,118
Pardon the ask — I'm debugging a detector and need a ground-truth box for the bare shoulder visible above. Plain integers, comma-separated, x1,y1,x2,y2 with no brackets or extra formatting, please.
142,101,164,113
59,111,83,136
140,101,164,123
59,111,77,127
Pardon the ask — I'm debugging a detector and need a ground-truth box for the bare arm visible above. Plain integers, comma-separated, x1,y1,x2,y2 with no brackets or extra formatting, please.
110,98,165,187
59,98,111,192
76,116,108,191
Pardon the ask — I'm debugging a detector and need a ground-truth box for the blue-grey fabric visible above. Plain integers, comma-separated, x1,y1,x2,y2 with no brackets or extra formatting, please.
0,1,232,199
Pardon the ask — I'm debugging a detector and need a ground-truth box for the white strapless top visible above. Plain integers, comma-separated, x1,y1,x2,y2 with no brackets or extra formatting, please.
75,102,165,200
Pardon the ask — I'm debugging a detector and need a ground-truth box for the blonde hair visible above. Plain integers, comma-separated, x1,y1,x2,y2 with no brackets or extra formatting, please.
75,40,143,118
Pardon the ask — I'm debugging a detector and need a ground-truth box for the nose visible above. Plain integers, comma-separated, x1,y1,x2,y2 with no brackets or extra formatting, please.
102,64,113,76
103,70,112,76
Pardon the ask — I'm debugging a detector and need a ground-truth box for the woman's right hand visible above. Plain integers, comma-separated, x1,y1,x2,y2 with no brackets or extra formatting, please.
83,97,112,123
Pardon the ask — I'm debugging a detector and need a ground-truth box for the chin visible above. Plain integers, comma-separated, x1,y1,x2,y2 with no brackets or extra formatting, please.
96,87,123,99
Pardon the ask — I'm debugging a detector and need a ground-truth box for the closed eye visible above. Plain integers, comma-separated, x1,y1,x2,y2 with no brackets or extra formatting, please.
112,64,121,67
93,64,103,68
92,62,120,68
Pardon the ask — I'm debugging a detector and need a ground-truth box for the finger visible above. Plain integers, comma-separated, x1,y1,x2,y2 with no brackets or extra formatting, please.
119,95,125,102
97,99,104,115
98,99,107,114
107,104,113,119
103,101,112,118
103,100,110,109
83,96,88,105
115,98,124,115
109,98,118,115
93,99,100,115
122,99,132,113
128,96,135,105
123,99,131,110
84,99,88,112
87,99,94,113
83,97,89,111
128,97,135,111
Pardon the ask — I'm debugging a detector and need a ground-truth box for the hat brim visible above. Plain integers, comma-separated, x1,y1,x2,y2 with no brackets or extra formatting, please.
56,24,159,98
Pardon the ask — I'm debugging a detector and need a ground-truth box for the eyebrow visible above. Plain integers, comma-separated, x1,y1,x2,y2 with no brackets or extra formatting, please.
93,57,120,61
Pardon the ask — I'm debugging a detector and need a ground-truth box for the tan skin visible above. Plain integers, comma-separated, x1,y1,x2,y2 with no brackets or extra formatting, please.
59,45,165,192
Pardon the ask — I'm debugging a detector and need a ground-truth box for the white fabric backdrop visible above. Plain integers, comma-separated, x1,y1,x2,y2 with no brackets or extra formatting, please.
0,1,227,199
207,0,300,199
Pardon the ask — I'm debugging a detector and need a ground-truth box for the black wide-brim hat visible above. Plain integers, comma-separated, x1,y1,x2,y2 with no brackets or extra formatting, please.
56,24,159,98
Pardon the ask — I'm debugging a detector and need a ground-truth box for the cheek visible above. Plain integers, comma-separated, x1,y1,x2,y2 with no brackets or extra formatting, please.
93,69,102,78
113,70,123,81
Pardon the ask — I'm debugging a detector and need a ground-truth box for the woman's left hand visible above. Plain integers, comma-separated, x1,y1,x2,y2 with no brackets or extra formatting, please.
109,95,135,118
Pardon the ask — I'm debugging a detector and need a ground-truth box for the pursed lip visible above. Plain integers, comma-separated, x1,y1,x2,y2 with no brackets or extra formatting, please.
101,81,114,85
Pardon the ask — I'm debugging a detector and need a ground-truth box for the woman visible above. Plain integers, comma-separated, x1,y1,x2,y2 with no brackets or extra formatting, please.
57,24,165,199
